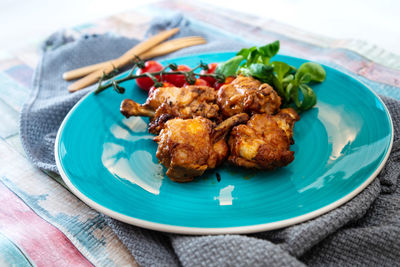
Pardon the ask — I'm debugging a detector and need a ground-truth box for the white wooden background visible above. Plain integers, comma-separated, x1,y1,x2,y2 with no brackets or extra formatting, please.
0,0,399,55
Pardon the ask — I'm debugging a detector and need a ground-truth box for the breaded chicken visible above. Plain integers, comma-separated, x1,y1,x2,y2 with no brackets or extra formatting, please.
120,76,300,178
272,108,300,144
121,77,282,133
121,85,220,134
228,108,299,169
154,114,249,182
217,75,281,118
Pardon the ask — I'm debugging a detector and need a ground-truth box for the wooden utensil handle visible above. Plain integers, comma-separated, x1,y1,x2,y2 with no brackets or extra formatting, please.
63,61,114,81
63,28,179,81
119,28,179,61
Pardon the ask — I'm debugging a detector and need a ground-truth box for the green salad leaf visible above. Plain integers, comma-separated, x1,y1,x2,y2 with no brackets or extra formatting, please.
215,40,326,112
239,63,273,83
237,40,280,66
215,55,244,77
296,62,326,83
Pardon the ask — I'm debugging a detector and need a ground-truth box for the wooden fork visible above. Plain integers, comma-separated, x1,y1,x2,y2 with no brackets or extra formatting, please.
63,28,180,82
66,36,206,92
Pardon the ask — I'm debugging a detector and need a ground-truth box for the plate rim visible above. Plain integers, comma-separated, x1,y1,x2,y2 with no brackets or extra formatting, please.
55,52,394,235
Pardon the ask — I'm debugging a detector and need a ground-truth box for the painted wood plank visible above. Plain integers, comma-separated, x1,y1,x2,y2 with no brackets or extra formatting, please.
0,180,94,267
0,56,25,71
5,64,34,88
0,139,138,266
4,134,25,157
0,232,33,267
0,99,19,138
3,132,68,188
15,47,40,69
0,72,29,112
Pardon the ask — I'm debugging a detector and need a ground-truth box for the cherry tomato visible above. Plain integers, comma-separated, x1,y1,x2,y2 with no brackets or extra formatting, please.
200,63,218,85
184,78,210,87
135,61,164,91
164,65,191,87
214,76,235,90
148,82,175,96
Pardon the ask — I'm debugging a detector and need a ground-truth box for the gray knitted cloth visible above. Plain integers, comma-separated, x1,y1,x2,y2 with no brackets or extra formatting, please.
20,15,400,266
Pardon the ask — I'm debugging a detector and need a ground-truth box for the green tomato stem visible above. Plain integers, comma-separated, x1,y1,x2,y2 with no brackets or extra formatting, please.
94,63,225,94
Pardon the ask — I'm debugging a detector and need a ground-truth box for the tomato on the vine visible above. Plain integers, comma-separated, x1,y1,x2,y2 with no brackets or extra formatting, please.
164,65,191,87
135,61,164,91
200,63,218,85
184,78,210,87
214,76,235,90
148,82,175,96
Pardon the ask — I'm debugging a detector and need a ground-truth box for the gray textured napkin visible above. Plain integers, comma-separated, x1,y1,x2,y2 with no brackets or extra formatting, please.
20,15,400,266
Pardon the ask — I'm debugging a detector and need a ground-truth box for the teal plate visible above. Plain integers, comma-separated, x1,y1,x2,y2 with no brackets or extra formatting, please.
55,52,393,234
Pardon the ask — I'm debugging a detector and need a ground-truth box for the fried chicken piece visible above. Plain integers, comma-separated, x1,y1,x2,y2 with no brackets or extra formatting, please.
273,108,300,144
154,113,249,182
121,85,220,134
217,75,281,118
228,108,299,169
120,99,155,117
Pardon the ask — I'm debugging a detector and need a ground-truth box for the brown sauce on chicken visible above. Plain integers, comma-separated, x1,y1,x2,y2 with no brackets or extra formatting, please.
120,75,299,182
